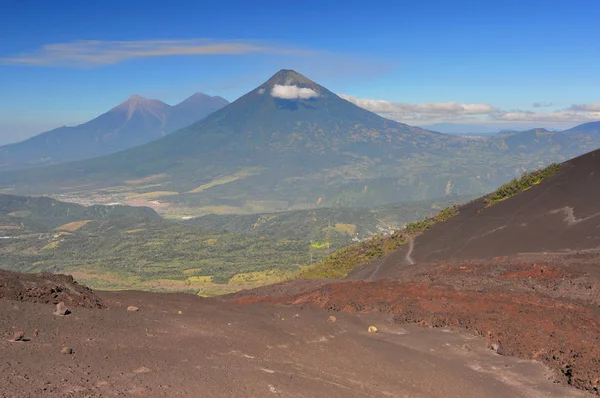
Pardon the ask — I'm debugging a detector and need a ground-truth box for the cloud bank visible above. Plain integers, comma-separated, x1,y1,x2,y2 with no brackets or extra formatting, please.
339,95,496,121
1,39,311,67
340,94,600,124
271,84,319,99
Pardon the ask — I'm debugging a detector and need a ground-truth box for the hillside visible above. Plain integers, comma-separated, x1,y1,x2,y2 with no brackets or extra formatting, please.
249,148,600,394
0,193,467,294
0,93,228,170
2,71,599,216
0,70,561,215
333,148,600,282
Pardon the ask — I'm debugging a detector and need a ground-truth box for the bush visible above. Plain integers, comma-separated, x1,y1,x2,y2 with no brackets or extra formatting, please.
484,163,560,207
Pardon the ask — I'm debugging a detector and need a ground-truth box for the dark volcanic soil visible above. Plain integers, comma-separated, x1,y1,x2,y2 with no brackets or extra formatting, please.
0,289,585,398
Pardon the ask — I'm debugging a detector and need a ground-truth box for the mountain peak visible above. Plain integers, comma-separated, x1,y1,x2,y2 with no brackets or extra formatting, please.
264,69,317,88
113,95,168,114
175,93,229,109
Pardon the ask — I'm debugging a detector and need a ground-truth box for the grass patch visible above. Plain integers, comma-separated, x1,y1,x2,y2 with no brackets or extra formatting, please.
187,275,213,283
124,174,168,185
405,205,459,234
56,220,93,232
484,163,560,207
187,168,263,194
7,210,32,218
334,223,356,235
126,191,179,200
42,241,60,250
228,270,291,285
300,231,406,279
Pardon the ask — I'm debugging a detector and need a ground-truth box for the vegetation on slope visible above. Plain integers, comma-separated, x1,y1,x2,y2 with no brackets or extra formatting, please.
484,163,560,207
0,193,469,294
404,205,459,234
300,204,461,279
299,231,406,279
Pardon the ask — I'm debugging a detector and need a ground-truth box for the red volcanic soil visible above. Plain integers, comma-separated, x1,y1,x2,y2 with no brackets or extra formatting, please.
0,269,103,309
232,253,600,394
0,273,586,397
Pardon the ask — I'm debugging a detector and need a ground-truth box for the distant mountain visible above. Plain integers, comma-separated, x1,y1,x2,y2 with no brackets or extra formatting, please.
0,93,228,170
1,70,599,214
488,122,600,159
562,120,600,135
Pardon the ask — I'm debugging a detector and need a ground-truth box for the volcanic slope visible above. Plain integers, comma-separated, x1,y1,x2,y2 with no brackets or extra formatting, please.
261,149,600,394
351,147,600,281
0,93,228,170
0,70,546,211
0,274,584,398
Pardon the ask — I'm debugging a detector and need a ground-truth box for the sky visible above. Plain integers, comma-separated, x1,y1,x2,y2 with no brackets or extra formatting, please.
1,0,600,144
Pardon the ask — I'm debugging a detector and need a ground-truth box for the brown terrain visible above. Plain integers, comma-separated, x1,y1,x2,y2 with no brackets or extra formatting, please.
3,149,600,396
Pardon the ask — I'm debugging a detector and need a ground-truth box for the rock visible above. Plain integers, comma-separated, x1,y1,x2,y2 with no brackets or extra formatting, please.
127,306,139,312
12,331,25,341
61,347,73,355
293,313,300,318
327,316,336,323
53,302,70,316
489,343,500,352
368,326,378,334
177,310,183,315
33,329,39,337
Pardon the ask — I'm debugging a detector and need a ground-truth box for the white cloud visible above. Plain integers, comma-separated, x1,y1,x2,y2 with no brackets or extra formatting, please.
1,39,312,67
340,94,600,124
271,84,319,100
257,88,265,95
339,94,496,121
495,110,600,122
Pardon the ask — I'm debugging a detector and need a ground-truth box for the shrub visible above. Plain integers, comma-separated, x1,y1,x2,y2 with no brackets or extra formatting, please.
484,163,560,207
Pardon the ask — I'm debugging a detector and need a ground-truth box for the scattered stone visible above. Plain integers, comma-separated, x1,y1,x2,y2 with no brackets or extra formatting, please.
293,313,300,318
33,329,39,337
12,331,25,341
327,316,336,323
127,306,139,312
53,302,70,316
134,366,151,374
489,343,500,352
368,326,378,334
61,347,73,355
177,310,183,315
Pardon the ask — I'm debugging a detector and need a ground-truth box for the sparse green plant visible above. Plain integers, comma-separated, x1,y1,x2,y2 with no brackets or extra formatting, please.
484,163,560,207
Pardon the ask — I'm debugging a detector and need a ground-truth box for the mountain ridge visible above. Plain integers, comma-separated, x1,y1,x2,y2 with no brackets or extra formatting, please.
1,69,600,214
0,93,229,171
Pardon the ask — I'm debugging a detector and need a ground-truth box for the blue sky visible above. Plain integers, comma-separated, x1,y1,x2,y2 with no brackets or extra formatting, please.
1,0,600,143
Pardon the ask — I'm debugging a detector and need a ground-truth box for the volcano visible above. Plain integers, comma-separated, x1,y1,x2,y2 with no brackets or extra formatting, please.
0,70,594,211
0,93,228,170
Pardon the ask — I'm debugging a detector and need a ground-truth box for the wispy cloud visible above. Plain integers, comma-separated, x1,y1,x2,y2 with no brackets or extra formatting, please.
339,94,497,121
340,94,600,124
569,103,600,112
1,39,312,67
532,102,554,108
